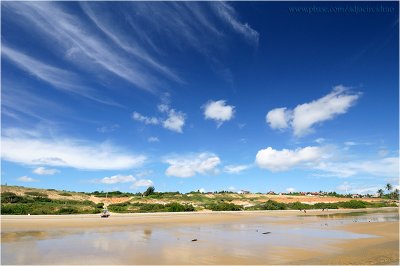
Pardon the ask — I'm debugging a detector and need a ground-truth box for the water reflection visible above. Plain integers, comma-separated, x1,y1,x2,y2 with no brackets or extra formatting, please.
1,211,397,265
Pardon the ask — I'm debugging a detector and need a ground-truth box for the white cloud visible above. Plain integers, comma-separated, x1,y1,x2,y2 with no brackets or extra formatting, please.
3,2,161,92
97,124,120,133
80,2,182,84
224,164,250,174
266,107,291,130
286,187,296,193
165,153,221,178
228,186,236,191
266,86,360,136
255,146,323,171
100,174,135,184
315,138,326,144
315,157,399,178
199,188,206,193
203,100,235,127
336,182,385,195
133,105,186,133
2,46,120,107
2,128,146,170
132,112,160,125
33,167,59,175
147,137,159,143
131,179,154,188
17,176,38,182
163,109,185,133
211,2,259,46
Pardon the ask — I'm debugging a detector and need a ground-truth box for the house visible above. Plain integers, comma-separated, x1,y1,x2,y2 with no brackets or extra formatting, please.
351,194,362,198
238,190,250,194
267,191,276,195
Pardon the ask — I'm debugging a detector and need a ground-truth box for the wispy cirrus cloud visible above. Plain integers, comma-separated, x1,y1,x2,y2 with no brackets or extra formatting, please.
266,86,361,136
211,2,259,46
2,1,161,92
2,46,121,107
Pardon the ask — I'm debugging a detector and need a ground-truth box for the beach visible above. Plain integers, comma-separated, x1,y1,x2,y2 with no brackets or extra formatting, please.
1,208,398,265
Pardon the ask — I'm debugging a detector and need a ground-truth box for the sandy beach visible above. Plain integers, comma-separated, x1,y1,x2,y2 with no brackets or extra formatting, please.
1,207,398,265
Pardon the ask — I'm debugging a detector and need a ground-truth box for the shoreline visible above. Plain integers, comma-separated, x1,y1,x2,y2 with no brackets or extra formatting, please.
2,207,398,230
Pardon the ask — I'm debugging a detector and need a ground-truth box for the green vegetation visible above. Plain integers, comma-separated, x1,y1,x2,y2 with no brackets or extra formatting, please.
1,192,101,215
108,202,195,213
1,185,397,215
143,186,155,197
90,191,136,197
24,191,48,197
248,200,395,211
205,202,242,211
377,183,399,200
58,192,73,196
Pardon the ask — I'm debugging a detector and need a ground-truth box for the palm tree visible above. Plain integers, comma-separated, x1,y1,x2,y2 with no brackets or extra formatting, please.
385,183,393,193
391,188,399,200
377,189,384,198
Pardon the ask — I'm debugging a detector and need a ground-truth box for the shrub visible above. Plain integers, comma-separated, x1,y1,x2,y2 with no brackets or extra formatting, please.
25,191,48,197
1,192,26,203
287,201,312,210
338,200,367,209
258,200,287,210
313,202,339,209
166,202,195,212
206,203,242,211
96,203,104,209
58,192,72,196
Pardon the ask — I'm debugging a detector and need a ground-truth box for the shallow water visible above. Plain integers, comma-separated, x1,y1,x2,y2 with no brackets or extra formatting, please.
1,210,398,265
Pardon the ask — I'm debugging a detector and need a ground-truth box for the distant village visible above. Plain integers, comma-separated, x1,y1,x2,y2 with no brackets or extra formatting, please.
198,189,378,199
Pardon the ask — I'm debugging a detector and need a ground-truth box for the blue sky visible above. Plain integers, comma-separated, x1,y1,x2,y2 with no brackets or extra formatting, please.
1,1,399,194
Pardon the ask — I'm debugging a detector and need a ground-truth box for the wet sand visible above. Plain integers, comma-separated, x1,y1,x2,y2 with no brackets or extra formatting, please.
1,208,399,265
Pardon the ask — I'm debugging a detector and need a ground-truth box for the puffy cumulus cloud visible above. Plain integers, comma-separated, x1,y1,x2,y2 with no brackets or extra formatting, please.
99,174,135,184
33,167,59,175
163,109,185,133
130,179,154,188
165,153,221,178
266,107,291,130
223,164,250,174
286,187,296,193
132,104,186,133
17,176,38,182
203,100,235,127
2,128,146,170
256,146,323,171
266,86,361,136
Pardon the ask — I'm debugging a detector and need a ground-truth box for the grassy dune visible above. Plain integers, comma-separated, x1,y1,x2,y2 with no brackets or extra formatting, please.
1,185,397,215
